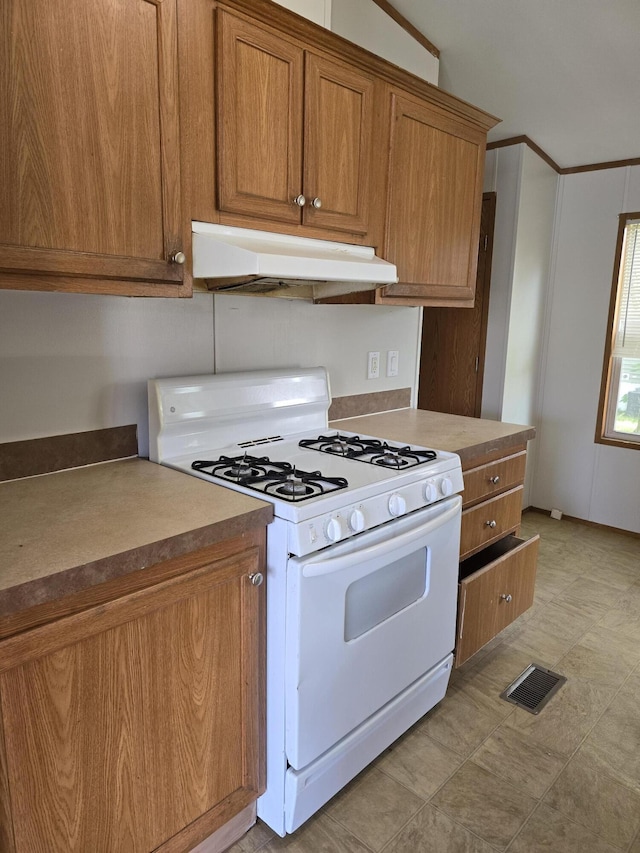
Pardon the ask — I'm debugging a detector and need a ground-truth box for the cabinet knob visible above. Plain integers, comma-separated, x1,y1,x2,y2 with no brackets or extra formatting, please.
170,251,186,265
249,572,264,587
489,475,500,484
311,197,322,209
485,519,497,528
500,593,513,603
293,194,306,207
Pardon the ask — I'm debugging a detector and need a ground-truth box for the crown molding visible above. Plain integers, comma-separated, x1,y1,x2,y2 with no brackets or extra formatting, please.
487,135,640,175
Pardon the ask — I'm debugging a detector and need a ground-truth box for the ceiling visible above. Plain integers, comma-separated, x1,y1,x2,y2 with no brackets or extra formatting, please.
390,0,640,169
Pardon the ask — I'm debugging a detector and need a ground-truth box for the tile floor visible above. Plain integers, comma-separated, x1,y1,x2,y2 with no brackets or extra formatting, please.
228,512,640,853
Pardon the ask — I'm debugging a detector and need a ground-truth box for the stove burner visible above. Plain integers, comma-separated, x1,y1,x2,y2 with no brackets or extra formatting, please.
372,450,410,469
325,439,352,455
299,434,438,469
276,476,314,497
192,455,274,482
228,463,256,477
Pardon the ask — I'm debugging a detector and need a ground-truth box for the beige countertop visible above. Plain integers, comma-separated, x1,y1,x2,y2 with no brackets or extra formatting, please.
330,409,536,467
0,458,272,620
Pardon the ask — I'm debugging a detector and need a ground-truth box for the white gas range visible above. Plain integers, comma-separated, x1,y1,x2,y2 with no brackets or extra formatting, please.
148,368,463,836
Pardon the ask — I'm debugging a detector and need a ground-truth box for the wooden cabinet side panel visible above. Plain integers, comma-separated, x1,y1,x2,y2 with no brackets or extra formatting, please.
217,11,303,224
303,53,374,235
0,702,16,853
0,548,262,853
0,0,185,288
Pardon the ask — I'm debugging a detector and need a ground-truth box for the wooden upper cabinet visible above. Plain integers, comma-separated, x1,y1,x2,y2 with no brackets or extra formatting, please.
376,90,488,307
0,0,189,296
216,10,375,239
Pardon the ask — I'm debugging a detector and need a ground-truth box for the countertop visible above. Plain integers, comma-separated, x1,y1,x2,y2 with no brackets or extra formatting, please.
0,458,272,621
330,409,536,467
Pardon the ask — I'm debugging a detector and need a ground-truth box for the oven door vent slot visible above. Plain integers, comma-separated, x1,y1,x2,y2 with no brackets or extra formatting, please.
500,664,566,714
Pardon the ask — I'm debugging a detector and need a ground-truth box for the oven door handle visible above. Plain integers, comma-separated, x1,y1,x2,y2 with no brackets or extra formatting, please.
302,497,461,578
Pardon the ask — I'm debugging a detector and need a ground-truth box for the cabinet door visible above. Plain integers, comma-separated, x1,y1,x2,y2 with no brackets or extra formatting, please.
0,547,264,853
303,53,374,236
378,90,486,306
217,10,304,225
0,0,187,294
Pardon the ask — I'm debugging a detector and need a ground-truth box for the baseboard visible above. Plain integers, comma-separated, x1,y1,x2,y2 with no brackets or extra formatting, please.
524,507,640,539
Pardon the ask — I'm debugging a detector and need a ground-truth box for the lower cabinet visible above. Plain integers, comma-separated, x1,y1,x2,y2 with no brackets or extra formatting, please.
455,445,538,667
0,533,265,853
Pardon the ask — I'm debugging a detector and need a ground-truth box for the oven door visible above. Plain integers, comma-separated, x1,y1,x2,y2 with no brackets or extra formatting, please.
285,495,461,770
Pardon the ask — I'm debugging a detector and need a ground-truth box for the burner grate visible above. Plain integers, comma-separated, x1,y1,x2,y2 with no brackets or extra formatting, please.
191,456,348,502
299,434,437,468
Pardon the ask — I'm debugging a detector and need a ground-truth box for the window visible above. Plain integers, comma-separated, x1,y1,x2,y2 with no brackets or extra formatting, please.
597,212,640,448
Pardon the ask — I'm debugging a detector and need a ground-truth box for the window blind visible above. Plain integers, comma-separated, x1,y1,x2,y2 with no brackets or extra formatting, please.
612,219,640,359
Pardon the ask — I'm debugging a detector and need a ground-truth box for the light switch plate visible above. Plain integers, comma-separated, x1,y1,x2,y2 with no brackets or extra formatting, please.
387,350,399,377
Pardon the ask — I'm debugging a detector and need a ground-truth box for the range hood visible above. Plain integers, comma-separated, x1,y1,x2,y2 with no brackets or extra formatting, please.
192,222,397,300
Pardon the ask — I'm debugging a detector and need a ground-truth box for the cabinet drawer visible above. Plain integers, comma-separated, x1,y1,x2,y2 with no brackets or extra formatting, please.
462,451,526,508
459,486,523,560
456,533,539,667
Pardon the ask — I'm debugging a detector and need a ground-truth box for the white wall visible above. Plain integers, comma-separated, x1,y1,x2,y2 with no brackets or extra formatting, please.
0,291,215,458
271,0,332,28
502,148,557,429
482,145,522,421
0,290,420,457
482,144,557,508
272,0,439,84
213,295,421,399
331,0,439,85
532,165,640,533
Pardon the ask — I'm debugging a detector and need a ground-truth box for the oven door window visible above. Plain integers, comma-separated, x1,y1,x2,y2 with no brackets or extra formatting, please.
344,548,428,641
284,497,461,771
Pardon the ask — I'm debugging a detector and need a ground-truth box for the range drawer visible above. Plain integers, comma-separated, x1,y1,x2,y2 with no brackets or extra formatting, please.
455,533,539,667
459,486,523,560
462,450,526,508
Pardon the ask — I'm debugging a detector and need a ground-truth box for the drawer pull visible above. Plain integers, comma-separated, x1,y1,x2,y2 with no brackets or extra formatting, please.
249,572,264,587
500,593,513,603
485,520,497,528
489,475,500,484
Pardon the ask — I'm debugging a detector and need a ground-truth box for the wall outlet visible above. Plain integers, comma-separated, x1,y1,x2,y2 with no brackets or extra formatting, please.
387,350,399,377
367,351,380,379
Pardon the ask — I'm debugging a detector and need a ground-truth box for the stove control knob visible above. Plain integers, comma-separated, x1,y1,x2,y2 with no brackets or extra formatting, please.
424,482,438,503
439,477,454,497
349,508,366,533
388,493,407,517
325,516,345,543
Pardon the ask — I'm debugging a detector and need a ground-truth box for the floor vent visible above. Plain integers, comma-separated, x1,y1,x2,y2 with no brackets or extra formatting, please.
501,664,566,714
